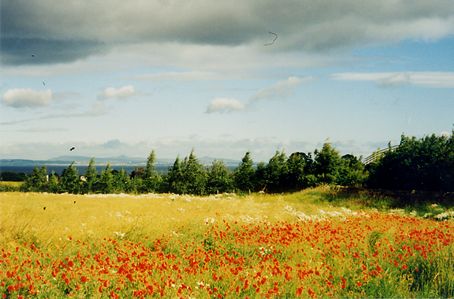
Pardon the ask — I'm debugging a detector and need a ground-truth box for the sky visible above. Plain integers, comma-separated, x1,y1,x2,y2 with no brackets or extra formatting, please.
1,0,453,161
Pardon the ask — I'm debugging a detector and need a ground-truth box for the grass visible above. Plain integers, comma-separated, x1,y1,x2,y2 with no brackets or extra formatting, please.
0,189,354,245
0,187,452,298
0,181,22,192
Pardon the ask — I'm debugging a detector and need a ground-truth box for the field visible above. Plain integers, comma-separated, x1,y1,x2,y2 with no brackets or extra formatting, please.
0,188,453,298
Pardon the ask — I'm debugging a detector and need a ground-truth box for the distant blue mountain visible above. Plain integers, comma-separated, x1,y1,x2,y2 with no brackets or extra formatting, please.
0,155,240,168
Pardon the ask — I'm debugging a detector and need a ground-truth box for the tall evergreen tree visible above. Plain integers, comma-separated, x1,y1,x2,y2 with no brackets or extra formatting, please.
144,150,161,192
99,163,114,193
83,158,98,193
234,152,255,193
60,163,80,194
181,150,207,195
166,157,186,194
265,151,288,193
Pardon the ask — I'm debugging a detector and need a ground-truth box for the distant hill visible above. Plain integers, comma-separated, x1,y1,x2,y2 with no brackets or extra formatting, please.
49,155,147,165
1,156,240,168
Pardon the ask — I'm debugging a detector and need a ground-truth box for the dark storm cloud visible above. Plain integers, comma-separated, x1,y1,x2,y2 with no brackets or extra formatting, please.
0,38,106,65
2,0,453,65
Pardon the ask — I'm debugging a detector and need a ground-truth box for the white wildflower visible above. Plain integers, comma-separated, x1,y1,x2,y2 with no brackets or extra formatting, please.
204,217,216,225
113,231,126,239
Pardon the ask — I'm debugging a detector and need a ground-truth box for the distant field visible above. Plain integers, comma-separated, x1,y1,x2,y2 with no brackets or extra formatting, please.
0,181,22,192
0,188,452,298
0,181,22,187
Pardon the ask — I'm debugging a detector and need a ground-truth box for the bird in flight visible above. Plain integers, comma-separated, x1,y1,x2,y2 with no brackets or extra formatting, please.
264,31,278,46
69,147,76,151
42,81,46,86
31,54,35,57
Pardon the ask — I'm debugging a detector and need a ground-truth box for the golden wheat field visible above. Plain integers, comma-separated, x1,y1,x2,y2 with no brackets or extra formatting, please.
0,188,453,298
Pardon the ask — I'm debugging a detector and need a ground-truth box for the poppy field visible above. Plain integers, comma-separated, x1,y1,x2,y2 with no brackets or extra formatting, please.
0,189,453,298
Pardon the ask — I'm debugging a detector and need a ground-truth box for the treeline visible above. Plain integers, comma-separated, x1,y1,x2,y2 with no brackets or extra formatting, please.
367,133,453,192
20,133,453,195
21,143,366,195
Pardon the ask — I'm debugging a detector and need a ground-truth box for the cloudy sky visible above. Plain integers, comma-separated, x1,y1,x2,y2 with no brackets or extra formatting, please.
1,0,453,161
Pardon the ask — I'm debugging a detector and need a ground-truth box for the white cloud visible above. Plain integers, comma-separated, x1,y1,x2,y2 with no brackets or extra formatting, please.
251,76,311,102
331,72,454,88
205,76,311,114
2,88,53,108
135,71,219,81
99,85,136,100
206,97,245,113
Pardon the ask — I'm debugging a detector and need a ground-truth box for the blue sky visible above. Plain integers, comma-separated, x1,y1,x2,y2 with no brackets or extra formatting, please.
1,0,453,161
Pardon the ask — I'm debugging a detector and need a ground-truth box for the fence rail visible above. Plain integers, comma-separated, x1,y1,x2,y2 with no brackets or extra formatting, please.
363,145,399,165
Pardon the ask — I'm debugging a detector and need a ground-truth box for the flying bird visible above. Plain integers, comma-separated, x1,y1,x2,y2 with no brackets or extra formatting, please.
31,54,35,57
264,31,278,46
42,81,46,86
69,147,76,151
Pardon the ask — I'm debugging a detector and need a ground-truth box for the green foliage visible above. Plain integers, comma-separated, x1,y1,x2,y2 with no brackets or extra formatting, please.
17,133,450,196
181,150,207,195
265,151,289,193
22,166,48,192
165,157,186,194
337,154,367,187
234,152,255,193
114,169,131,193
368,133,454,192
206,160,234,194
0,171,26,182
60,163,80,194
48,171,60,193
286,152,314,190
314,143,342,184
83,158,98,193
143,150,162,192
253,162,267,192
98,164,114,194
0,181,22,192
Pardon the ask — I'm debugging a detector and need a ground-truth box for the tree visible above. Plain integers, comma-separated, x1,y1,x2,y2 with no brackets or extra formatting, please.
337,154,367,187
254,162,267,192
130,167,145,193
234,152,255,193
181,150,207,195
286,152,315,190
207,160,233,194
143,150,161,192
48,171,60,193
98,163,114,193
265,151,288,193
60,163,80,194
22,166,48,192
165,157,186,194
114,168,131,193
83,158,98,193
314,143,342,185
367,133,454,192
